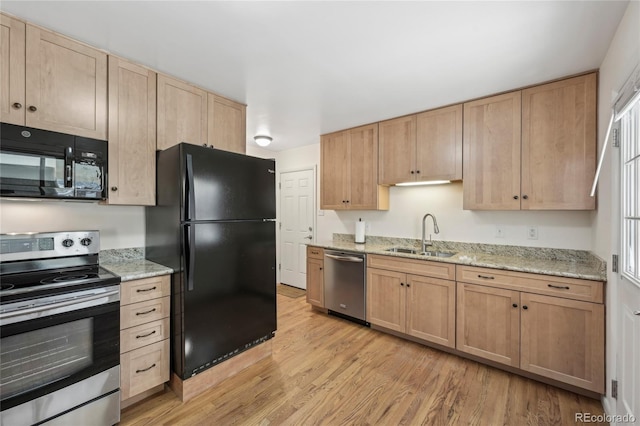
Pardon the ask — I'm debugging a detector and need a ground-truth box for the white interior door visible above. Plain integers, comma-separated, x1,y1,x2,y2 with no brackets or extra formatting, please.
280,168,315,289
617,280,640,423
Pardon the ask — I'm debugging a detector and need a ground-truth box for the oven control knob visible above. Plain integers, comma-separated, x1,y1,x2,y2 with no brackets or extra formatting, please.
62,238,74,248
80,238,92,247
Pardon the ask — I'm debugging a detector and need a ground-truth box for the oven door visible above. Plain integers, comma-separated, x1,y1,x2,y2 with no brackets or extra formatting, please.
0,286,120,425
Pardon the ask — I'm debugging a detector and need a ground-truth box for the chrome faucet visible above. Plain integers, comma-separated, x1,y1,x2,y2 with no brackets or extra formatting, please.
422,213,440,252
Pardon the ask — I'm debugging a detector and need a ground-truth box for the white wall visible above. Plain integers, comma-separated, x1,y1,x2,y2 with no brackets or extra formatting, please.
592,0,640,416
318,182,593,249
0,200,144,249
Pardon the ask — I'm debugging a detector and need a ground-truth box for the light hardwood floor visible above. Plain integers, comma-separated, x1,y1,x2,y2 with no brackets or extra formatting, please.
120,293,606,425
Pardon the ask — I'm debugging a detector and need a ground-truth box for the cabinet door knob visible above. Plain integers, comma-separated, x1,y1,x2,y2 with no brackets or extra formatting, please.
111,186,118,191
319,267,323,270
416,170,420,174
406,283,411,287
400,282,404,286
410,170,415,174
12,102,22,109
522,195,529,200
28,105,37,112
522,305,528,310
633,310,640,316
512,303,518,308
513,195,519,200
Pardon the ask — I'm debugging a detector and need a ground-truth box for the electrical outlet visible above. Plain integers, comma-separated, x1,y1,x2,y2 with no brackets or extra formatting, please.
495,226,505,238
527,226,538,240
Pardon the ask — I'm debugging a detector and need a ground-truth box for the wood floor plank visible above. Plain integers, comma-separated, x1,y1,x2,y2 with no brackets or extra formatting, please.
121,293,605,425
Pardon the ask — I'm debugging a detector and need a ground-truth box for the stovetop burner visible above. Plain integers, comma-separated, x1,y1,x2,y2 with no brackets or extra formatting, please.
40,274,92,285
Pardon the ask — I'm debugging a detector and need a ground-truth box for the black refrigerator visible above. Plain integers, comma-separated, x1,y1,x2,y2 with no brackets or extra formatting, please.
145,143,276,380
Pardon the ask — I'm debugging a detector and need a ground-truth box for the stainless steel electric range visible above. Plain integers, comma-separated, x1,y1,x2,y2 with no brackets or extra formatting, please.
0,231,121,426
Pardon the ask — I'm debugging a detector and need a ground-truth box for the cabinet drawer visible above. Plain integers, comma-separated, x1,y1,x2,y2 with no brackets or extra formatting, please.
120,296,170,329
121,339,170,400
121,275,170,306
456,265,603,303
120,317,169,354
307,246,324,260
368,254,455,281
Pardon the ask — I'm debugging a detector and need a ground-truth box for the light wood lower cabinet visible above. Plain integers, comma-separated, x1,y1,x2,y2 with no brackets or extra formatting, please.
366,255,456,348
456,265,605,393
306,246,324,308
456,283,520,367
120,275,171,402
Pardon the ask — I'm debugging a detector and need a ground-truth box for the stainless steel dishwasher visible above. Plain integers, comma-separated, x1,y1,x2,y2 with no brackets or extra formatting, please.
324,250,368,325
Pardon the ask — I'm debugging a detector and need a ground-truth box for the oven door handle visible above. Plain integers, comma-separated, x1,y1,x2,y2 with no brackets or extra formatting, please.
0,290,119,320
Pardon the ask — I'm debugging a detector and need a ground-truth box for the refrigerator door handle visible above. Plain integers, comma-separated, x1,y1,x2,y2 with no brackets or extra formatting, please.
185,153,196,221
184,224,196,291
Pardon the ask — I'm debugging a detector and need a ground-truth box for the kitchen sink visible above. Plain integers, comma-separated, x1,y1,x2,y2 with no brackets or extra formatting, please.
384,247,456,258
385,247,419,254
420,250,456,258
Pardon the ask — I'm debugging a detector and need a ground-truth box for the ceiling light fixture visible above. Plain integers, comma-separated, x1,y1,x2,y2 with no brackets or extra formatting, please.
396,180,451,187
254,135,272,147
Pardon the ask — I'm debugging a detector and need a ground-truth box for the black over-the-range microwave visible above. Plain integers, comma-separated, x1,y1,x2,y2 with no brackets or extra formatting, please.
0,123,108,200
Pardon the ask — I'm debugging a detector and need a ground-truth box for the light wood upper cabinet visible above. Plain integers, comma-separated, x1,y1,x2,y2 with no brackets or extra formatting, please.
378,105,462,185
521,73,597,210
0,17,108,138
25,24,107,139
107,56,156,206
320,124,388,210
0,14,25,126
157,74,207,151
378,115,416,185
416,104,463,181
320,130,350,210
207,94,246,154
463,91,522,210
464,72,597,211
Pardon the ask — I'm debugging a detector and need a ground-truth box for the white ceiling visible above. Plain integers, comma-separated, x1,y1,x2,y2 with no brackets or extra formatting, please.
1,1,629,152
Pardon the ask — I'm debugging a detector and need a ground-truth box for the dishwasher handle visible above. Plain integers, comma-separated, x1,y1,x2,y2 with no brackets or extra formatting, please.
325,253,364,263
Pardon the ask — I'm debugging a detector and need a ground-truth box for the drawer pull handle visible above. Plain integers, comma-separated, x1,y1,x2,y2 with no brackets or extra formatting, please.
136,363,157,373
136,330,157,339
477,275,495,280
547,284,570,290
136,308,156,316
136,286,157,293
633,311,640,316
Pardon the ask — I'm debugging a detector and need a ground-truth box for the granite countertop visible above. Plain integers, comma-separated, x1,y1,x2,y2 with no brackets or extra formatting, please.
311,234,607,282
99,248,173,282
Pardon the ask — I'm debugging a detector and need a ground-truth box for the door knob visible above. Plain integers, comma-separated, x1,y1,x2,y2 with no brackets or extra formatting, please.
304,235,312,240
12,102,22,109
28,105,37,112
